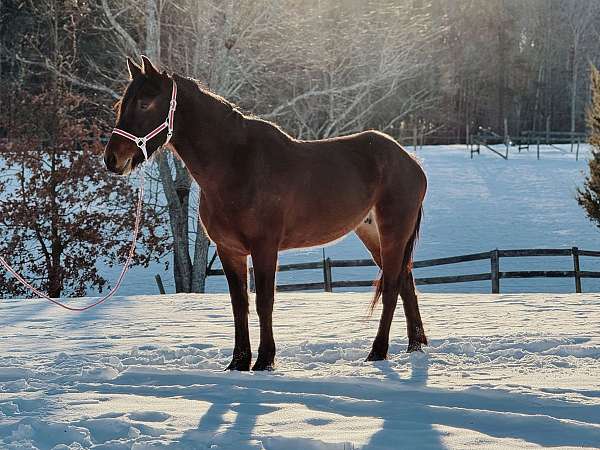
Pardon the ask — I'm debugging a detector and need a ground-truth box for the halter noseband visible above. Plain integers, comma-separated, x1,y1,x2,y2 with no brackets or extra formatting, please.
111,78,177,161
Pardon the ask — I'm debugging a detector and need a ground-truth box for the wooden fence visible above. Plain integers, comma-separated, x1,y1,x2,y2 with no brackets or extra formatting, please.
467,123,587,161
517,130,586,160
205,247,600,294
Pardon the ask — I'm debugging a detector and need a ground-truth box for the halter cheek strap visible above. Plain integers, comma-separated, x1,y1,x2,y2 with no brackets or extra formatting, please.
112,79,177,161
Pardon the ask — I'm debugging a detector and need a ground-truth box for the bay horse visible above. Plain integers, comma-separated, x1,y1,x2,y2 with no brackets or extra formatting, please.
104,56,428,371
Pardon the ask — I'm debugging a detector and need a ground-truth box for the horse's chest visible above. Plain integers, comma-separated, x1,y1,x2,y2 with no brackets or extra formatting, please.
199,196,256,253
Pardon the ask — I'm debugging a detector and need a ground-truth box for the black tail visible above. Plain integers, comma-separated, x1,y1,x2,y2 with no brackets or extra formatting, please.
369,207,422,314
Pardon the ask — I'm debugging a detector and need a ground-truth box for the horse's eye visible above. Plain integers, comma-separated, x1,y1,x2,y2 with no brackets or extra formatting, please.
139,100,149,110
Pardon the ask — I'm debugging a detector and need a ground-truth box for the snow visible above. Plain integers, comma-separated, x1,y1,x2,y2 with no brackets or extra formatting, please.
2,142,600,447
1,292,599,449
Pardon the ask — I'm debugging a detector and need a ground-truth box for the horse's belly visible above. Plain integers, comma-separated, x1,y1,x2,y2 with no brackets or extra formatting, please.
280,208,369,250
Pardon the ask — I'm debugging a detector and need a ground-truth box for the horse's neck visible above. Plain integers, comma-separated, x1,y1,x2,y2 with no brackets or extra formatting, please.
170,79,242,191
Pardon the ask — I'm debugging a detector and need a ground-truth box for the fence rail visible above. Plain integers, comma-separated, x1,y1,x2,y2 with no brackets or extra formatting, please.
203,247,600,294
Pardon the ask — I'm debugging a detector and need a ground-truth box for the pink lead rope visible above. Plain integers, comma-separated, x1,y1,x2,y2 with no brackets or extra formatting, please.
0,172,144,311
0,78,178,311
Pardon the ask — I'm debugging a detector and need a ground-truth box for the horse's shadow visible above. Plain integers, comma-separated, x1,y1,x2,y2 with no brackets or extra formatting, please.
364,355,442,449
75,351,600,449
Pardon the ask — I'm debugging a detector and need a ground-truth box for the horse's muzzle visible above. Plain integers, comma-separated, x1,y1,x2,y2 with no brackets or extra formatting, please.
104,150,118,173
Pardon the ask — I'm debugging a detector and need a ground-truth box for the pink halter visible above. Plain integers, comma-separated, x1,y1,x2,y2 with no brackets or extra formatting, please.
112,79,177,160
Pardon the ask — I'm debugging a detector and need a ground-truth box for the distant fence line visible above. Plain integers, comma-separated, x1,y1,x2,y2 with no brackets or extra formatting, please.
467,125,587,161
202,247,600,294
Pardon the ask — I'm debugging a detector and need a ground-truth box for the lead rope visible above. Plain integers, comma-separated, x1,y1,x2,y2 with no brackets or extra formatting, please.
0,168,145,312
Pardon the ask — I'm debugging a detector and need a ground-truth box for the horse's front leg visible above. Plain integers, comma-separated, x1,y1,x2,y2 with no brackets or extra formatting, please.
250,245,278,371
218,247,252,371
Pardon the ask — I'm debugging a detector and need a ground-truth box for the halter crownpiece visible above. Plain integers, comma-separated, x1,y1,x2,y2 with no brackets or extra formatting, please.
112,78,177,161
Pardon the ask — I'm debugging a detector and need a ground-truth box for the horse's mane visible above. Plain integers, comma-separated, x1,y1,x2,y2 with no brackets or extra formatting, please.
173,74,243,118
173,74,294,140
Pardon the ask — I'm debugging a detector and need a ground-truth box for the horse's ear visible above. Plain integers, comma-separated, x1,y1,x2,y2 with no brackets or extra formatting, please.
127,57,142,80
140,55,160,80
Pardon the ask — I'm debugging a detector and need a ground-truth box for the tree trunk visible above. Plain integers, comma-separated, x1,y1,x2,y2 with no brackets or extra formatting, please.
156,152,193,292
191,216,210,293
143,0,210,293
570,43,578,135
497,0,508,131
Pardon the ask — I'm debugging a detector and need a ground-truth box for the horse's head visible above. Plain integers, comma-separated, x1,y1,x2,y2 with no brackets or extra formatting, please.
104,56,174,175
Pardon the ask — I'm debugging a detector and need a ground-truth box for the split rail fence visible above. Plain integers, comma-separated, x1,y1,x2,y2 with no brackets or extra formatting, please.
203,247,600,294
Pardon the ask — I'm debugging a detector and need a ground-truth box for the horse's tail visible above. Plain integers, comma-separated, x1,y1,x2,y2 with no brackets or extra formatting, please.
369,207,422,314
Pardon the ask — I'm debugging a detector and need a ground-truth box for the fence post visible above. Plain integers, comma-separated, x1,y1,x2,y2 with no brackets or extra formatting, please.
491,249,500,294
572,247,582,293
323,257,333,292
576,138,580,161
504,117,509,159
537,137,540,160
155,274,166,295
570,131,574,153
249,268,256,293
413,122,418,153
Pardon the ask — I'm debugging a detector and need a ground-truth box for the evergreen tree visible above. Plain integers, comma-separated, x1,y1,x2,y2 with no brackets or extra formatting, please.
577,65,600,226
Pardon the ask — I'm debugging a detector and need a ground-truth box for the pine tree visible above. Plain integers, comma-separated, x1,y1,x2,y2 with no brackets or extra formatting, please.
577,65,600,227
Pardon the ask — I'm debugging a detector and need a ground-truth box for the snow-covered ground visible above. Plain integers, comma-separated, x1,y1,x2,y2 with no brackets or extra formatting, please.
1,292,599,449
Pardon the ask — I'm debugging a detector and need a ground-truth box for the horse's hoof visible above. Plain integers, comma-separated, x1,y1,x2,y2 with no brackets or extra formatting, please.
406,342,424,353
252,359,275,371
366,350,387,361
225,354,251,371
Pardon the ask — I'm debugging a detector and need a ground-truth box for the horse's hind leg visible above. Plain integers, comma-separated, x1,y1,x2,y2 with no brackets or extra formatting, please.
366,241,403,361
367,203,426,360
399,270,428,352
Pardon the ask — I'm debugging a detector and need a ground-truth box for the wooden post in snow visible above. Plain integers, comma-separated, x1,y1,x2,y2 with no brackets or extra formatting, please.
155,274,166,295
413,122,418,153
491,249,500,294
572,247,582,293
323,257,333,292
504,117,509,159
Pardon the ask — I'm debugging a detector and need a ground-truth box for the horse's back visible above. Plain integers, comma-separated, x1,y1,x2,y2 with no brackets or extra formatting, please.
297,130,425,189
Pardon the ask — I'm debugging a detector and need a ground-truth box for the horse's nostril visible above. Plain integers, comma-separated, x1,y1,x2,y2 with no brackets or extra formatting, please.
104,152,116,169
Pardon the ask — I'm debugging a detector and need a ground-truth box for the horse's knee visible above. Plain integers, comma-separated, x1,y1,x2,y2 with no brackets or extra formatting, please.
380,279,400,309
255,296,274,317
398,271,416,294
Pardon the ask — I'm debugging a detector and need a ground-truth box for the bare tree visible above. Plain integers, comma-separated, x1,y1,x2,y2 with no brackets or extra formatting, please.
565,1,600,135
